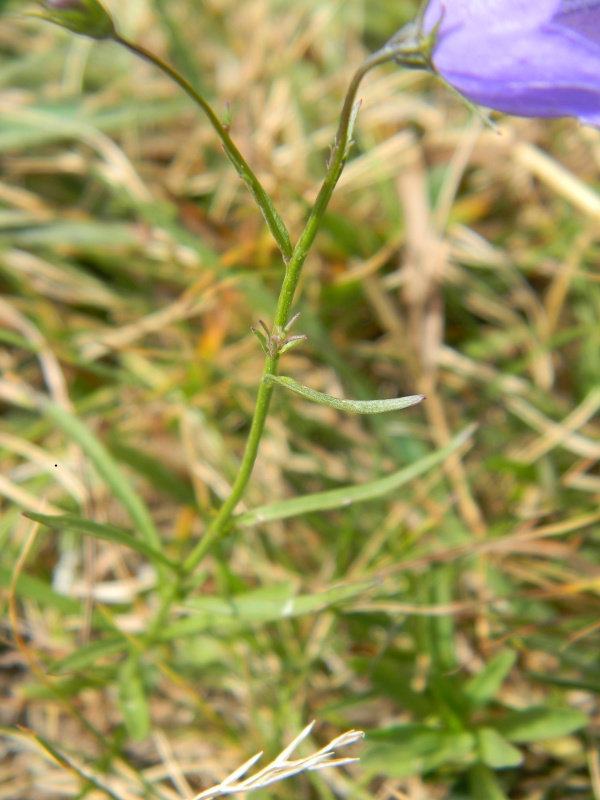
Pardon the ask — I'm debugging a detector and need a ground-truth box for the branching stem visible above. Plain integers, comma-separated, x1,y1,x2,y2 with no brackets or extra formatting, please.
123,38,410,635
182,46,397,575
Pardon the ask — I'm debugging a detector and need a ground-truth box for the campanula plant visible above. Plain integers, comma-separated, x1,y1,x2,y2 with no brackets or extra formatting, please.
20,0,594,794
33,0,600,585
31,0,600,578
29,0,434,609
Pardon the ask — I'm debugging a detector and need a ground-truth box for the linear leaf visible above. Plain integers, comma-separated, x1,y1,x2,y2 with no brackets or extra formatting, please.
263,374,424,414
495,707,588,743
49,636,126,675
25,512,178,571
364,725,475,778
476,728,523,769
464,650,517,706
468,764,510,800
22,731,125,800
42,401,162,552
118,656,151,742
0,565,80,613
108,438,197,506
184,578,377,623
237,425,475,526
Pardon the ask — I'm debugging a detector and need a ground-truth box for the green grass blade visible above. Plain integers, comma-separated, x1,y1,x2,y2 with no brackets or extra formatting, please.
25,512,178,571
468,764,510,800
49,636,126,675
42,401,162,552
495,707,588,743
118,656,151,742
476,728,523,769
364,725,476,778
184,578,378,623
237,424,476,526
22,731,125,800
465,650,518,706
0,566,80,613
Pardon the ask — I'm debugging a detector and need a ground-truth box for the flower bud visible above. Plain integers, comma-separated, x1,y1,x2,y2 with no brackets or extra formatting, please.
34,0,116,40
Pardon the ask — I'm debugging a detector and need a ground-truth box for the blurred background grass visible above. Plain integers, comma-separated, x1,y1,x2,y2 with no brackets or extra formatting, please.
1,1,600,798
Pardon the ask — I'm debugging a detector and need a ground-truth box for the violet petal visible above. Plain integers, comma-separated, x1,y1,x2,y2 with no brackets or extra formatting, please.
423,0,600,125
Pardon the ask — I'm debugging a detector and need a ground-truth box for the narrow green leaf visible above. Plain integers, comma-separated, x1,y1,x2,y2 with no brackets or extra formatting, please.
469,764,510,800
528,672,600,695
0,566,80,613
263,374,424,414
108,438,197,506
476,728,523,769
25,512,178,571
22,731,124,800
364,725,475,778
363,725,446,778
429,674,472,725
49,636,126,675
41,401,162,553
369,658,434,717
0,0,17,15
278,579,378,616
0,328,39,350
495,707,588,743
12,222,139,248
237,425,475,526
185,578,377,623
0,99,189,153
118,657,151,742
429,566,458,673
465,650,517,706
162,580,376,642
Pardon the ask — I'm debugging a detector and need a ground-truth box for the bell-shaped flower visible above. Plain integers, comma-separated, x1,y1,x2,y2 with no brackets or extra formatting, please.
418,0,600,126
34,0,116,40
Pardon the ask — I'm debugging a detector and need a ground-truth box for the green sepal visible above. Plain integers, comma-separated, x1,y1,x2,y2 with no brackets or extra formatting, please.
32,0,116,40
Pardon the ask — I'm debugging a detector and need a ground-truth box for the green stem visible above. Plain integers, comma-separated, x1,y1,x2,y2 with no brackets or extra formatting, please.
182,45,396,576
114,34,293,262
182,355,277,572
144,579,181,643
140,42,409,638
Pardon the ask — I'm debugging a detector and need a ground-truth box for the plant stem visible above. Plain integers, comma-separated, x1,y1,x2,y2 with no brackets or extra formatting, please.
114,34,293,262
182,45,397,576
140,43,409,637
182,354,277,572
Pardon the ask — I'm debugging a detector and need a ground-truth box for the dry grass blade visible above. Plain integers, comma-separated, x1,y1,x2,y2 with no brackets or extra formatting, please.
191,725,364,800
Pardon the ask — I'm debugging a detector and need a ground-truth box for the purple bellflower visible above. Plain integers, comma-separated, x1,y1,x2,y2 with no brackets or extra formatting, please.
418,0,600,126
